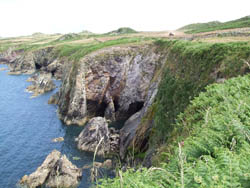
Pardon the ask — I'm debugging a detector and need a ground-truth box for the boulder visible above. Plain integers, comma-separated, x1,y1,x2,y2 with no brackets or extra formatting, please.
76,117,111,156
76,117,120,156
26,73,56,97
19,150,82,188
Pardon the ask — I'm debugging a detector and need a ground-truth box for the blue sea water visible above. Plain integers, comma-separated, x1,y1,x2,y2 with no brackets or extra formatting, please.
0,64,99,188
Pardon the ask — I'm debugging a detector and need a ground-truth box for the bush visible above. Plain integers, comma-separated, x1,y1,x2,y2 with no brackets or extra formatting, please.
99,74,250,188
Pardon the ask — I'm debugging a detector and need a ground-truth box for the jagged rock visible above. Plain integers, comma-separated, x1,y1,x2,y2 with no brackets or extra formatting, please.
76,117,120,155
6,47,65,78
76,117,111,156
90,160,113,182
102,159,113,169
104,100,116,121
52,137,64,142
19,150,82,188
8,52,36,74
48,92,60,104
57,45,164,126
26,73,56,97
119,81,160,159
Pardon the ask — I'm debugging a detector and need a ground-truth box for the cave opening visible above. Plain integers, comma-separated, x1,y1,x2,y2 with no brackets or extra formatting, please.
115,101,144,124
35,63,42,70
127,101,144,117
51,69,56,77
87,100,108,117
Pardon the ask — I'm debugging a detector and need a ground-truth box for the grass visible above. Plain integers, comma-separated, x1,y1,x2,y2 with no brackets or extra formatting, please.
107,27,137,35
179,16,250,34
99,74,250,188
54,37,155,61
142,39,250,151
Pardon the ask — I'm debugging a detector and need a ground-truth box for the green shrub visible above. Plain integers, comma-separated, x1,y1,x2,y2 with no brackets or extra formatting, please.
99,74,250,188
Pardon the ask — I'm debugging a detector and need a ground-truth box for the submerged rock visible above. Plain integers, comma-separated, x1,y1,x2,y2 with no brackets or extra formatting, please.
26,73,56,97
19,150,82,188
52,137,64,142
76,117,119,156
0,67,7,71
48,92,60,104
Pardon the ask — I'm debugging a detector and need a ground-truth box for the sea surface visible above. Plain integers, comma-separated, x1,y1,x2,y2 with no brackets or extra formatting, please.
0,64,100,188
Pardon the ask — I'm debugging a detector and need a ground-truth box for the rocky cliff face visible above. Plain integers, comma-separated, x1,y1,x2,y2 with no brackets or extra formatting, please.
4,47,65,79
56,45,164,125
2,43,167,160
54,44,166,158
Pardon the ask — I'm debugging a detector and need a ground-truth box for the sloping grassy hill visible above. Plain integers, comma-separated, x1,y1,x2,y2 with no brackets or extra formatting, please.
98,39,250,188
179,16,250,34
100,73,250,188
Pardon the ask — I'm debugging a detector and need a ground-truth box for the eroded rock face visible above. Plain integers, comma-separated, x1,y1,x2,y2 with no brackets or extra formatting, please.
57,45,163,126
19,150,82,188
6,47,65,79
119,81,160,159
76,117,119,156
26,73,56,97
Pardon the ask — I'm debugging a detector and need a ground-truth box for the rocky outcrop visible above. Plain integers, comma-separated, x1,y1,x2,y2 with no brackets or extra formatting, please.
56,45,164,126
19,150,82,188
8,52,36,74
26,73,56,97
6,47,65,79
119,81,160,159
76,117,119,156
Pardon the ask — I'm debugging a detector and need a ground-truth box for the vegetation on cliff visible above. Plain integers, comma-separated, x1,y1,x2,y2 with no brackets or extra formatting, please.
179,15,250,34
1,16,250,188
99,74,250,188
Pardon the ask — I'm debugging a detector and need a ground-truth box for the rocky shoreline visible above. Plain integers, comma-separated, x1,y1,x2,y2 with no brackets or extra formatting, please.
1,43,167,187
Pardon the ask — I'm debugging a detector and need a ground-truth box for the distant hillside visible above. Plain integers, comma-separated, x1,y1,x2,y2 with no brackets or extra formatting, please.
179,16,250,34
107,27,137,35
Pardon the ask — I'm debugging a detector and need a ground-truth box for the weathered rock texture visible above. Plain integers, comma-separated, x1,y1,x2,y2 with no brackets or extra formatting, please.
5,47,65,79
26,73,56,97
19,150,82,188
119,81,160,159
56,45,164,126
55,44,166,158
76,117,119,156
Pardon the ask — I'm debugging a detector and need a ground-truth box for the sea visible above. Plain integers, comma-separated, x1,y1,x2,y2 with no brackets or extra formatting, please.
0,64,100,188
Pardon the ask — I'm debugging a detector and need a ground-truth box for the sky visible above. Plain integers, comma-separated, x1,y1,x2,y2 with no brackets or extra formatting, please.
0,0,249,37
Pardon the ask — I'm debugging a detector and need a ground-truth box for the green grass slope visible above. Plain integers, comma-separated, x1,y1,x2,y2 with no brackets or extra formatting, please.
99,74,250,188
179,16,250,34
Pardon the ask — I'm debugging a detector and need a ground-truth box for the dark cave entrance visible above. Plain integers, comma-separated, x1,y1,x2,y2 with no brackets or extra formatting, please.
35,63,42,70
87,100,108,117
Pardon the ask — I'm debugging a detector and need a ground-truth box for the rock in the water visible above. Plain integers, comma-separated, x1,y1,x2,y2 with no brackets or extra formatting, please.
52,137,64,142
48,92,60,104
76,117,119,156
0,67,7,71
76,117,111,156
19,150,82,188
26,73,56,97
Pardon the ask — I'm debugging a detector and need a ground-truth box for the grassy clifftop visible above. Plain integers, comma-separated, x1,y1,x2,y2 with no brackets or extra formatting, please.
99,39,250,187
179,16,250,34
100,73,250,188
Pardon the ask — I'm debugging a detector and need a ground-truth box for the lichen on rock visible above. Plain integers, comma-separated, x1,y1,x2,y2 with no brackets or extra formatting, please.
19,150,82,188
